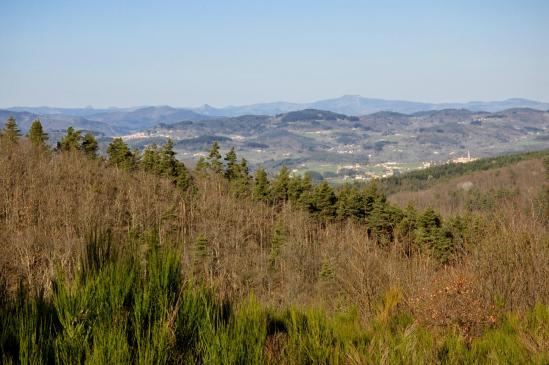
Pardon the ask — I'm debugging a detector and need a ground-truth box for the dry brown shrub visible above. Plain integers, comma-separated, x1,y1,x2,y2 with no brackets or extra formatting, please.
1,139,547,335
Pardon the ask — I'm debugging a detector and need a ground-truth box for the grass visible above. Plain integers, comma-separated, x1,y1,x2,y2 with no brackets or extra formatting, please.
1,231,547,364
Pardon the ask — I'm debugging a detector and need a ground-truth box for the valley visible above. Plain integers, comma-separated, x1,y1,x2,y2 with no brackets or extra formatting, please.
125,107,549,182
3,100,548,183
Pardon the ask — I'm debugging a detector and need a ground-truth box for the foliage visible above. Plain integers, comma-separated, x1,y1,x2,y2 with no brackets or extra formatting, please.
195,143,467,262
56,127,82,152
2,116,22,143
207,141,223,174
252,167,270,202
81,133,99,158
26,119,49,148
270,166,291,204
107,138,137,171
381,149,549,194
1,233,547,364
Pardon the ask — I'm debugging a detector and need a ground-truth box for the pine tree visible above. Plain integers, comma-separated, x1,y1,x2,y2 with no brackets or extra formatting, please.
140,141,192,191
107,138,135,171
287,175,304,204
336,185,365,220
395,204,418,255
57,127,82,151
207,141,223,174
224,147,238,180
159,139,178,177
175,163,193,191
81,132,98,158
270,166,290,204
362,181,385,218
297,173,314,209
310,181,337,219
414,208,453,261
160,140,193,191
26,119,48,147
2,116,21,143
229,157,250,196
141,144,161,174
195,156,209,173
252,167,270,201
239,158,249,178
368,201,402,244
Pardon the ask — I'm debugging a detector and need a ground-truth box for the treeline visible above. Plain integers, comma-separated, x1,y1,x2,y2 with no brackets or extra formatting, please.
192,142,470,263
0,117,193,192
381,149,549,194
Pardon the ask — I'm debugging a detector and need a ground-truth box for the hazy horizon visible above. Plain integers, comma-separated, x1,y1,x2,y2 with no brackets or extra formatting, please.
3,95,549,111
1,0,548,108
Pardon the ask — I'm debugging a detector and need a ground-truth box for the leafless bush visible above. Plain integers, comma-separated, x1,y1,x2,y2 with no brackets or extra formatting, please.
1,140,547,335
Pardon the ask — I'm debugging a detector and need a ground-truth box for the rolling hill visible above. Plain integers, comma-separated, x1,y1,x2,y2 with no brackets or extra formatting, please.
189,95,549,117
123,107,549,178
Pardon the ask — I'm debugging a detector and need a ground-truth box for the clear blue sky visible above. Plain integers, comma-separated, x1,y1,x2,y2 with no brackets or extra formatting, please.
1,0,548,108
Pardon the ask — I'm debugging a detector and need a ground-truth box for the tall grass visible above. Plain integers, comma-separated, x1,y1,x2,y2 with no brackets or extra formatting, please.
1,232,547,364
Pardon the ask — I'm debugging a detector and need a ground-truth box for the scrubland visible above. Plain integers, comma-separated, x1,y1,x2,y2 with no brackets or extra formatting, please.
1,138,548,363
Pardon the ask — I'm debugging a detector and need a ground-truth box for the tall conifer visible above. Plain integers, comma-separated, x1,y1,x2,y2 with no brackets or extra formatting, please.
26,119,49,147
2,116,21,143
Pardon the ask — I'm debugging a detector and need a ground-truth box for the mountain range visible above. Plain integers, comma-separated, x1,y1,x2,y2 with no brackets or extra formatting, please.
2,96,548,179
3,96,549,136
191,96,549,117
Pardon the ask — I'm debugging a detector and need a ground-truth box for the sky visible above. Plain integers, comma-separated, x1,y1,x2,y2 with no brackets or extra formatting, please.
1,0,548,108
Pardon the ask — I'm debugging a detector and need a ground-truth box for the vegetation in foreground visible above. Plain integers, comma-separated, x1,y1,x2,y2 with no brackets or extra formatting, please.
1,232,548,364
1,118,548,363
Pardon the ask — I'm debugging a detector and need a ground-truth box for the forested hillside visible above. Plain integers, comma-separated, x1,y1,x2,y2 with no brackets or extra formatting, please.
1,118,548,363
381,149,549,194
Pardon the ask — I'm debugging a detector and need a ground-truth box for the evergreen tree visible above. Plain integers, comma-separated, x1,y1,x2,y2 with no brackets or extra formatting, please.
287,175,304,204
159,139,179,177
415,208,453,261
57,127,82,151
26,119,48,147
141,144,161,174
252,167,270,201
140,141,193,191
310,181,337,219
368,201,402,244
107,138,135,171
229,157,251,196
297,173,314,209
239,158,249,177
160,139,193,191
362,181,385,218
81,132,99,158
336,185,365,220
270,166,291,204
395,204,418,255
174,163,193,191
2,116,21,143
224,147,238,180
207,141,223,174
194,156,209,173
